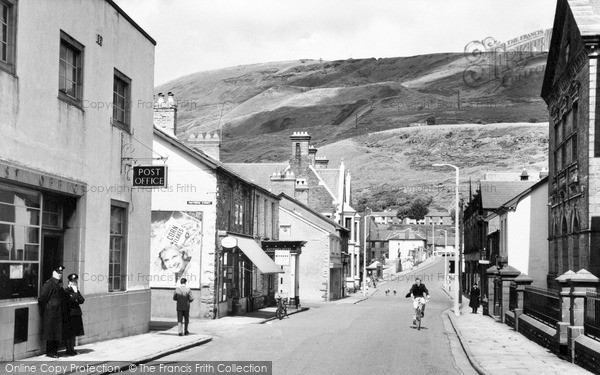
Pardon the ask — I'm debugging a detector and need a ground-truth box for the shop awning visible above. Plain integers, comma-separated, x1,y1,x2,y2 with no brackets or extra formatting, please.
233,235,284,274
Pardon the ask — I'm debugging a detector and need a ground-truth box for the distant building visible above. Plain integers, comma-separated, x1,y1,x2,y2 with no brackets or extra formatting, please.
541,0,600,288
424,210,452,226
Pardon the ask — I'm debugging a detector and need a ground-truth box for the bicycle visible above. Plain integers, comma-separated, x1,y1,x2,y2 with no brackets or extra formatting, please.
413,297,428,330
275,296,288,320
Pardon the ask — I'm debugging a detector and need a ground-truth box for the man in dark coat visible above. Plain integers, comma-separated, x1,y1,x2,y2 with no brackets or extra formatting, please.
173,277,194,336
469,283,481,314
63,273,85,355
38,265,65,358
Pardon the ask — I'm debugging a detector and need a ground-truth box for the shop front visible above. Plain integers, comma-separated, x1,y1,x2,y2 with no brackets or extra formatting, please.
217,235,284,317
0,163,85,360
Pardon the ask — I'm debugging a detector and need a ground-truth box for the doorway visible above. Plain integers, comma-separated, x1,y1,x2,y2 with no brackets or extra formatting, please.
41,233,63,285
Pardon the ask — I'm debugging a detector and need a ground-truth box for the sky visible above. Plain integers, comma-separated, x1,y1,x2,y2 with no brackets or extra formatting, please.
114,0,558,86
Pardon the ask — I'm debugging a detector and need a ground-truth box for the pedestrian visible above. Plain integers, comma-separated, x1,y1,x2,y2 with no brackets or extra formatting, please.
63,273,85,355
173,277,194,336
469,283,481,314
38,265,66,358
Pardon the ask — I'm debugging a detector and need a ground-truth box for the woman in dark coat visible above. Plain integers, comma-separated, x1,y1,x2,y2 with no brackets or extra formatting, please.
63,273,85,355
469,283,481,314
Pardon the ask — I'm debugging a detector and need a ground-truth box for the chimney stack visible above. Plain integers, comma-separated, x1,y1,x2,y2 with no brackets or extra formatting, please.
187,132,221,161
154,92,177,136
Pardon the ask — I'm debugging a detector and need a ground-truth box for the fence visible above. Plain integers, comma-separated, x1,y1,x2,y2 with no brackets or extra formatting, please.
509,282,518,311
523,286,561,327
585,288,600,340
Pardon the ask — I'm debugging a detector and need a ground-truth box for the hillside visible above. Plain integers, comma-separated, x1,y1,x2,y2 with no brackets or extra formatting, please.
315,123,548,211
155,53,550,209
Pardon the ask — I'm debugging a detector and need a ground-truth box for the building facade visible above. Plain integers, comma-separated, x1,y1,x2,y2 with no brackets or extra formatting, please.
152,125,283,319
541,0,600,289
490,178,549,287
0,0,155,360
227,132,357,296
277,194,348,301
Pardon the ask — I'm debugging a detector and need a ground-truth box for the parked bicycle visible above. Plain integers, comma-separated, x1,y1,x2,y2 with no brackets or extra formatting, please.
275,296,288,320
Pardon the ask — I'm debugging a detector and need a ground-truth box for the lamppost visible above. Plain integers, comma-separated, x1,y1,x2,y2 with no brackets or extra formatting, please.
440,229,449,290
433,163,461,316
363,210,371,296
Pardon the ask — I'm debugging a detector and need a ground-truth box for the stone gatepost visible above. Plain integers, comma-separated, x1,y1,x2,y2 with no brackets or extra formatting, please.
484,266,498,316
512,273,533,332
498,265,521,323
558,269,600,362
556,270,577,354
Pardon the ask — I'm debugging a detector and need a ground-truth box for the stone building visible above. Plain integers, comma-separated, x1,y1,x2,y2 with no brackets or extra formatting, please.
227,133,358,300
0,0,155,360
541,0,600,288
152,100,284,319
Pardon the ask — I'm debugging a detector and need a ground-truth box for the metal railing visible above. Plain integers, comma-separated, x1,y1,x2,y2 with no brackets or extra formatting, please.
523,286,561,327
585,289,600,340
509,282,518,311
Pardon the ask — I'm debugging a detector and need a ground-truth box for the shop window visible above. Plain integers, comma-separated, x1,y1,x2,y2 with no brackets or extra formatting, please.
0,184,41,299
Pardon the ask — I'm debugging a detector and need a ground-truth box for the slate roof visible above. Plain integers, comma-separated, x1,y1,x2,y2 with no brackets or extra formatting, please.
479,181,538,210
226,162,289,191
311,168,340,200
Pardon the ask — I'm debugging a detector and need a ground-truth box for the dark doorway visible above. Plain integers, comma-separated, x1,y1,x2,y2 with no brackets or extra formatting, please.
41,233,63,286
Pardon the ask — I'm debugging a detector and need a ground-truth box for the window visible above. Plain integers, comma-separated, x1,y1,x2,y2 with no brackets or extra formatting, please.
109,203,127,292
271,202,276,238
112,69,131,131
59,31,84,106
0,0,16,74
42,198,63,229
0,184,41,299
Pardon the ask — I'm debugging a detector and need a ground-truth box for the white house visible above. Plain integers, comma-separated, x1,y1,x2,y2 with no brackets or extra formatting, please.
490,177,549,286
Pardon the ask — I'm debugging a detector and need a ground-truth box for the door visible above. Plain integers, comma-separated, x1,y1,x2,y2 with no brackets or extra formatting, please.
41,233,63,286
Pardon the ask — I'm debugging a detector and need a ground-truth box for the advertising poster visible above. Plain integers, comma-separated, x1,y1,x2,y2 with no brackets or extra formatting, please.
150,211,203,288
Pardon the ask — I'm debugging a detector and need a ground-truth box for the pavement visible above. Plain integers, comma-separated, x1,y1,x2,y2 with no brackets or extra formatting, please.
444,291,593,375
11,256,594,375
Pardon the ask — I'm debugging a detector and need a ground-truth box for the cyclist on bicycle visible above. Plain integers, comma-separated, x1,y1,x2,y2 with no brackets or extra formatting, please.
410,277,429,324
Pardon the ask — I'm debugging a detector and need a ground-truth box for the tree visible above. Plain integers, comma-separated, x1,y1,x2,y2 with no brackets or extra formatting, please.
407,200,429,221
396,196,432,221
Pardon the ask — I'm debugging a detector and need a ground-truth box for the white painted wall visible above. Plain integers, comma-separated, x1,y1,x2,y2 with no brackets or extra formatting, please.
503,182,549,287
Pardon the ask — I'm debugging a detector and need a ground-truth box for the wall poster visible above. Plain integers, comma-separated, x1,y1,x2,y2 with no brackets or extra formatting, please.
150,211,203,288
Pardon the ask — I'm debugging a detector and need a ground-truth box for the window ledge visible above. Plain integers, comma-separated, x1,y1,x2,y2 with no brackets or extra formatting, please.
111,118,131,133
57,92,84,111
0,62,16,77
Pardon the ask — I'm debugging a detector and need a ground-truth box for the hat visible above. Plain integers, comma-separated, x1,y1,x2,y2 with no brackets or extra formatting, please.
67,273,78,282
54,266,65,272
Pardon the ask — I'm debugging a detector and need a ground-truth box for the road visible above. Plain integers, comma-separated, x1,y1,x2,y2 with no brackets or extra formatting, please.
122,258,476,375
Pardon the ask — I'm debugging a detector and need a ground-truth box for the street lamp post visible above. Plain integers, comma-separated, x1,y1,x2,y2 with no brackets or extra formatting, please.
433,163,460,316
363,211,371,296
440,229,448,290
